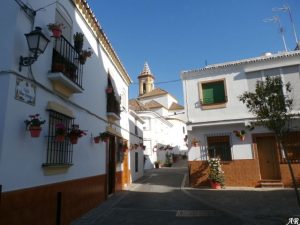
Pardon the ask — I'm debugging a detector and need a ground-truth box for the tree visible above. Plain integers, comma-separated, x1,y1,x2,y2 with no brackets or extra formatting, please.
239,76,300,206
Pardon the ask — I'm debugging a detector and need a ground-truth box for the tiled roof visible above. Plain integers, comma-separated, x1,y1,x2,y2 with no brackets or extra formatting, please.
182,50,300,74
74,0,132,84
144,100,165,109
138,88,168,99
129,99,149,111
169,102,184,110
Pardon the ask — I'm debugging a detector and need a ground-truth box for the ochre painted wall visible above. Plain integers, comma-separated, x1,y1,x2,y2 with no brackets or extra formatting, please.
0,175,106,225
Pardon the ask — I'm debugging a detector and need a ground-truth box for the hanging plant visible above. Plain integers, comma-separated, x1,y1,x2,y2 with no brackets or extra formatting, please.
55,123,67,142
68,124,86,144
24,114,46,138
79,48,93,64
233,130,246,141
99,132,110,142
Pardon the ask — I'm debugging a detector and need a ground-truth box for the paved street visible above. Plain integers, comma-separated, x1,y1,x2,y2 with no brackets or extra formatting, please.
72,161,247,225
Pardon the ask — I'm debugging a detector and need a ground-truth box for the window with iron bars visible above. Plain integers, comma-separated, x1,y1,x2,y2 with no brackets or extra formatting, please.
207,135,232,161
43,110,74,167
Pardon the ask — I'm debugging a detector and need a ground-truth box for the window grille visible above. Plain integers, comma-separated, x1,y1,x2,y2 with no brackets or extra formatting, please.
43,110,74,166
205,133,232,161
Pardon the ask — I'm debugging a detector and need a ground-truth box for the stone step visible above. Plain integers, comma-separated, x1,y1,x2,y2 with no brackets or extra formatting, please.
259,180,284,188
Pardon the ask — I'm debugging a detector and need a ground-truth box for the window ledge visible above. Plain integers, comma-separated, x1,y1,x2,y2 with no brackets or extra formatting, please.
48,72,83,97
107,112,121,123
201,102,227,110
42,163,73,175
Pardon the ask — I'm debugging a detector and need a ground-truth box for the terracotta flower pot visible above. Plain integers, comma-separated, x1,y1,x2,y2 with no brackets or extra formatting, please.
240,136,245,141
70,136,78,144
209,180,221,189
55,135,65,142
94,136,100,144
51,28,62,38
106,87,113,93
29,126,41,138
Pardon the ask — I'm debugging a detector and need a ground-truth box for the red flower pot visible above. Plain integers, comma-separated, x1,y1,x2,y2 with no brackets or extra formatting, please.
55,135,65,142
94,136,100,144
106,87,113,93
240,136,245,141
70,136,78,144
29,126,41,138
209,180,221,189
51,28,62,38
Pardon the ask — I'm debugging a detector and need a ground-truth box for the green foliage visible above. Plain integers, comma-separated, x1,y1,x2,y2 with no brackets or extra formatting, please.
208,158,225,187
73,32,84,41
239,76,295,136
24,114,45,129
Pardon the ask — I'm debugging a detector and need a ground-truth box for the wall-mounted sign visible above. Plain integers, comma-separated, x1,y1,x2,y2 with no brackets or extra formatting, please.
15,77,36,105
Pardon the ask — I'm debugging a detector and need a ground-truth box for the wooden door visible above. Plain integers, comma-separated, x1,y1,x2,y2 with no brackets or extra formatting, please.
257,136,280,180
107,136,115,195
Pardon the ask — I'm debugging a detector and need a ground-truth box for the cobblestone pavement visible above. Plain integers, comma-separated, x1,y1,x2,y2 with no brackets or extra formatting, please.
71,161,248,225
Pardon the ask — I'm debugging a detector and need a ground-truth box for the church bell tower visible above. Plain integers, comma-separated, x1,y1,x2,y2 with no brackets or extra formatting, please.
138,62,155,96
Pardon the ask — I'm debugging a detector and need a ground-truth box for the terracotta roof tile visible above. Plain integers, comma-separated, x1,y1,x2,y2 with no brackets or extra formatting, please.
129,99,148,111
138,88,168,99
169,102,184,110
144,100,164,109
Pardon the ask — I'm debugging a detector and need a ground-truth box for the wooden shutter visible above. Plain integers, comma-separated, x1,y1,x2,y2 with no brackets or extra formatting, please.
202,81,225,104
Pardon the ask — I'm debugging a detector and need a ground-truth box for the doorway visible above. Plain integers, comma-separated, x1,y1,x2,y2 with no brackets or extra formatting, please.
256,136,281,180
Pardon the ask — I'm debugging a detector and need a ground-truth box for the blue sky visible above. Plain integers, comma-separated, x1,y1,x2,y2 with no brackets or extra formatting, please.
88,0,300,104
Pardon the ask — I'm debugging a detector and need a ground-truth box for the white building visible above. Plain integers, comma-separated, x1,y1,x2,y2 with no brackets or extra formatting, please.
129,63,187,168
181,51,300,188
0,0,134,224
128,110,145,182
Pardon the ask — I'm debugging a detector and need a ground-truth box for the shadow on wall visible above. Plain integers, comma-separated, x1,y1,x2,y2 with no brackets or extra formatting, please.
188,161,209,187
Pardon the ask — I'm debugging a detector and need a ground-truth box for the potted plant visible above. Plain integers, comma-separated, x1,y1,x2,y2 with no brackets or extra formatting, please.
24,114,46,137
47,23,64,38
233,130,246,141
99,132,110,142
73,32,84,53
55,123,67,142
191,138,199,147
68,124,86,144
208,158,225,189
154,161,160,169
79,48,93,64
106,86,113,94
122,143,128,152
93,133,101,144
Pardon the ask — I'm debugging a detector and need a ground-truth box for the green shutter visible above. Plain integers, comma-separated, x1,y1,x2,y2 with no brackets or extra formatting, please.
202,81,225,104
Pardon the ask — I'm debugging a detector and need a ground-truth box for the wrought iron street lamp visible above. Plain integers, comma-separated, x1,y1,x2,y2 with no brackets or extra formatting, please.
19,27,50,71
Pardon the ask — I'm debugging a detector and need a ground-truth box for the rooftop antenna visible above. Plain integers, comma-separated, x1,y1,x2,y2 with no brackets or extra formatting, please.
273,5,298,45
263,15,288,51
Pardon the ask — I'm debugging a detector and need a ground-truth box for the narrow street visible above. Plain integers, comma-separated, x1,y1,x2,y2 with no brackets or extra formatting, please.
72,161,246,225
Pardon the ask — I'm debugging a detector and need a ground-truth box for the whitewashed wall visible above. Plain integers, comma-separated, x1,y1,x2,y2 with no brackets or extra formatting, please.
0,0,130,192
182,52,300,162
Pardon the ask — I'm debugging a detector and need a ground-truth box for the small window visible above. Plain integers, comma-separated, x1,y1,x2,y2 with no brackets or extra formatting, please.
207,135,232,161
183,126,185,134
43,110,74,166
135,124,138,135
200,80,227,105
143,83,146,94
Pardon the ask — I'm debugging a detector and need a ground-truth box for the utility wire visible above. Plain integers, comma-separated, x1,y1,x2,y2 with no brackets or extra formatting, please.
131,79,181,85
